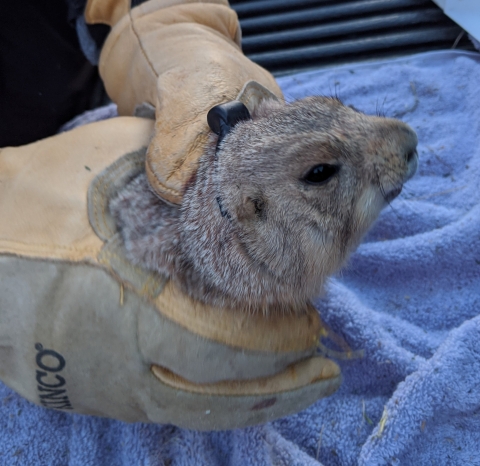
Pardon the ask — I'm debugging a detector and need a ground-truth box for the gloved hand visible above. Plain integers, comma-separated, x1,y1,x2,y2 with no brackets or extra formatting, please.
0,118,341,430
85,0,284,205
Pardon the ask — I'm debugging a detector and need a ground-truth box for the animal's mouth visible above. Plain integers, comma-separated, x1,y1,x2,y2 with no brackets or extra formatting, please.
385,186,403,203
405,149,419,181
383,149,418,203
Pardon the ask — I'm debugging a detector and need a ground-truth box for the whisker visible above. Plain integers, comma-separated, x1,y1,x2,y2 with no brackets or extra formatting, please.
376,95,388,117
374,166,402,219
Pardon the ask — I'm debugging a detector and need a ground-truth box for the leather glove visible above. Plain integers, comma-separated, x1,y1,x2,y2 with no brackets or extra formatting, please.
85,0,284,205
0,118,341,430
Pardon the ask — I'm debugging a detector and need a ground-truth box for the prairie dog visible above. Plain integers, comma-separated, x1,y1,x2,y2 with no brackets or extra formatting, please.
111,96,418,313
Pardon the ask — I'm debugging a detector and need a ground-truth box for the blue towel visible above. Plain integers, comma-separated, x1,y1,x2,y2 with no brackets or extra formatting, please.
1,50,479,466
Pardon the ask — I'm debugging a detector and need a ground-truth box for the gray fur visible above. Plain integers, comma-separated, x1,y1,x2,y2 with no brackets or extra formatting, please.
110,96,418,313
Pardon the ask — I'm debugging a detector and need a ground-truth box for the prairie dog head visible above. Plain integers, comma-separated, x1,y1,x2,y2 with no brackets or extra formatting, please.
112,96,418,313
180,96,417,310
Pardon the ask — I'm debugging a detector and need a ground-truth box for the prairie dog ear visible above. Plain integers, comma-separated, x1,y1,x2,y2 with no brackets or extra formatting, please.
207,101,251,147
236,192,266,222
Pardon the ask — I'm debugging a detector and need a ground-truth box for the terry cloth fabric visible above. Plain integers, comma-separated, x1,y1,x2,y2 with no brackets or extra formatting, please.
1,49,479,466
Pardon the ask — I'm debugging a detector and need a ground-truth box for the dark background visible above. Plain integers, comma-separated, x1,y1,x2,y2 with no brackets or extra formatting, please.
0,0,474,146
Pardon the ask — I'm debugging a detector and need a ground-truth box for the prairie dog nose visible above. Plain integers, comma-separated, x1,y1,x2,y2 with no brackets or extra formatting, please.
396,121,418,180
397,122,418,161
374,118,418,172
384,119,418,155
368,118,418,199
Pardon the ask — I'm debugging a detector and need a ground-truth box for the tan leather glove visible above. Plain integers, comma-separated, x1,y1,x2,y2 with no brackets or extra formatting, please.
0,118,341,430
85,0,284,205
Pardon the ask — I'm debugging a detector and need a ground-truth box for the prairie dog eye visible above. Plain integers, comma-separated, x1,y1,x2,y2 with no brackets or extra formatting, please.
302,164,340,185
